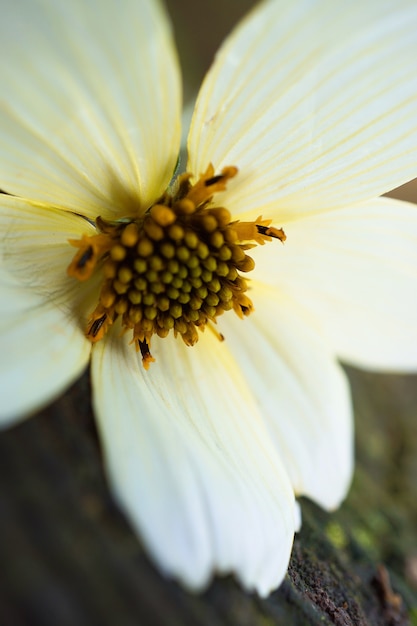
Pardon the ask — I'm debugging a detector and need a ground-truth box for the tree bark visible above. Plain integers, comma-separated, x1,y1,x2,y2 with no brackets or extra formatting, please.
1,368,416,625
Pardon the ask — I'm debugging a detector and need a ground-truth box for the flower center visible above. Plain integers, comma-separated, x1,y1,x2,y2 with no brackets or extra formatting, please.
67,165,285,368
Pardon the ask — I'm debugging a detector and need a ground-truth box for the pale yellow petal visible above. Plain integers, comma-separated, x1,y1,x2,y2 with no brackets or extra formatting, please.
92,325,297,595
188,0,417,221
0,0,181,219
0,271,91,427
0,196,96,424
220,285,353,510
253,197,417,370
0,195,99,318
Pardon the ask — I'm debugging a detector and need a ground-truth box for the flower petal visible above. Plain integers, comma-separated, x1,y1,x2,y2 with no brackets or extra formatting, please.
0,0,181,219
0,196,99,311
91,325,297,596
188,0,417,221
220,285,353,510
0,196,94,425
254,197,417,370
0,271,91,427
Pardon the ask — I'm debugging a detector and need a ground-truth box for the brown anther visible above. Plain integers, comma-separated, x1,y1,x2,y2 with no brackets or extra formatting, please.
76,246,93,269
89,314,107,338
138,339,155,370
87,308,113,342
67,234,112,281
184,164,238,208
256,224,287,243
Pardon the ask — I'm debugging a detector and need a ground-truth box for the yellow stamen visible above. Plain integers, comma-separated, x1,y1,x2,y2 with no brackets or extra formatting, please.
67,234,113,281
183,164,238,208
138,339,156,370
67,164,286,369
87,306,113,342
234,216,287,245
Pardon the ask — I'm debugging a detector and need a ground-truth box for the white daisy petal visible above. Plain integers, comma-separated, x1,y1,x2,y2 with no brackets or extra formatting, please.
188,0,417,220
0,196,98,310
220,285,353,510
0,197,94,425
254,197,417,371
0,0,181,219
91,325,297,596
0,272,90,427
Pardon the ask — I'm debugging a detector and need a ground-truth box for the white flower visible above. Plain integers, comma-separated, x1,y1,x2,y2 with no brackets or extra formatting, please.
1,0,417,597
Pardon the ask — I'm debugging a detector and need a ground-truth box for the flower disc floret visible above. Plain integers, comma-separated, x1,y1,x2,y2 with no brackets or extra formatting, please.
68,165,286,367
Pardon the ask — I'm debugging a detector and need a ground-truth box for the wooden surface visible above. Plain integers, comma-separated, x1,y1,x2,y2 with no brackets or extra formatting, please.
1,368,416,625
